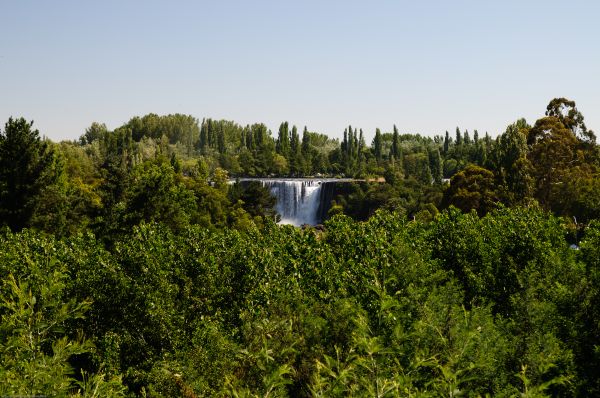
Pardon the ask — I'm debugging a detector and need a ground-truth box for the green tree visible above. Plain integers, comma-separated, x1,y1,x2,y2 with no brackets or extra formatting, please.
527,116,579,209
229,181,277,220
276,122,290,158
441,165,499,216
391,125,400,160
373,128,383,162
289,126,301,175
79,122,108,145
546,97,595,143
495,119,533,204
455,126,462,146
117,158,195,232
428,146,443,184
463,129,471,145
0,118,62,231
403,152,431,184
444,130,451,154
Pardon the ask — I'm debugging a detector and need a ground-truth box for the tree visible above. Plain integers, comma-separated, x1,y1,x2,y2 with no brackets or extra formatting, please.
0,118,61,231
290,125,300,155
463,129,471,145
289,125,302,175
527,116,579,208
276,122,290,157
444,131,450,154
229,181,277,219
546,97,595,143
428,147,443,184
79,122,108,145
373,128,383,162
441,165,500,216
272,154,289,176
403,152,431,184
301,126,311,156
392,125,400,160
359,129,366,159
117,158,195,232
495,119,533,204
301,127,312,175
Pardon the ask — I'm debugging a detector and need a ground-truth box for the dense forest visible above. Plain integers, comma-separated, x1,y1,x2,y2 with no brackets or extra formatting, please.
1,98,600,396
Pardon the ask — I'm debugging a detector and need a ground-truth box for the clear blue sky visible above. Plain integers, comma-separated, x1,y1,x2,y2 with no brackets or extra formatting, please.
1,0,599,142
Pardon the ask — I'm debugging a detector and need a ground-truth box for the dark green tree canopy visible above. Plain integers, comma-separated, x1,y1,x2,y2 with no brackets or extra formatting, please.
442,165,500,216
0,118,60,231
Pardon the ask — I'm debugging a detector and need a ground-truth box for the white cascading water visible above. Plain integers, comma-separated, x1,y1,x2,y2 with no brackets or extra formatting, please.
261,179,323,226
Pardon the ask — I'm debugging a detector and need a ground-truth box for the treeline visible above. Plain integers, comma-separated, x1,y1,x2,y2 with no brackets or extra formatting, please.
329,98,600,224
2,97,598,237
3,209,600,396
0,116,284,239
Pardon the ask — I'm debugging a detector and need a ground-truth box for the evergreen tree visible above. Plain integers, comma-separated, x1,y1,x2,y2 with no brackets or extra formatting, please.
0,118,63,232
455,127,462,146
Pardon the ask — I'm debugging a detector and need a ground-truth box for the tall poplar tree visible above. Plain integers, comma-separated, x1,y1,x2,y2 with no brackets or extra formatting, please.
373,128,383,162
464,129,471,145
455,127,462,146
358,129,365,158
301,126,312,175
428,146,443,184
392,125,400,159
199,118,208,152
301,126,311,156
276,122,290,157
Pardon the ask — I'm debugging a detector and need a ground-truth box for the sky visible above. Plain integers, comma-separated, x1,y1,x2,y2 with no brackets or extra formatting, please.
1,0,599,142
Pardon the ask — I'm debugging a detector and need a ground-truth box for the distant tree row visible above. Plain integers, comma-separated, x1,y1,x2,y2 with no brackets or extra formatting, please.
1,97,599,236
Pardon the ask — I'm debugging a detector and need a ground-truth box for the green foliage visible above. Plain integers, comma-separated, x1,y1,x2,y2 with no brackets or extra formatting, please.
0,117,62,231
441,165,500,216
0,230,126,396
0,207,595,396
2,97,600,396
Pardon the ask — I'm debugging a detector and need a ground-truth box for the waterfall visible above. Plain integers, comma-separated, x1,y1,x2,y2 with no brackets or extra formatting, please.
235,178,349,226
261,179,324,226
